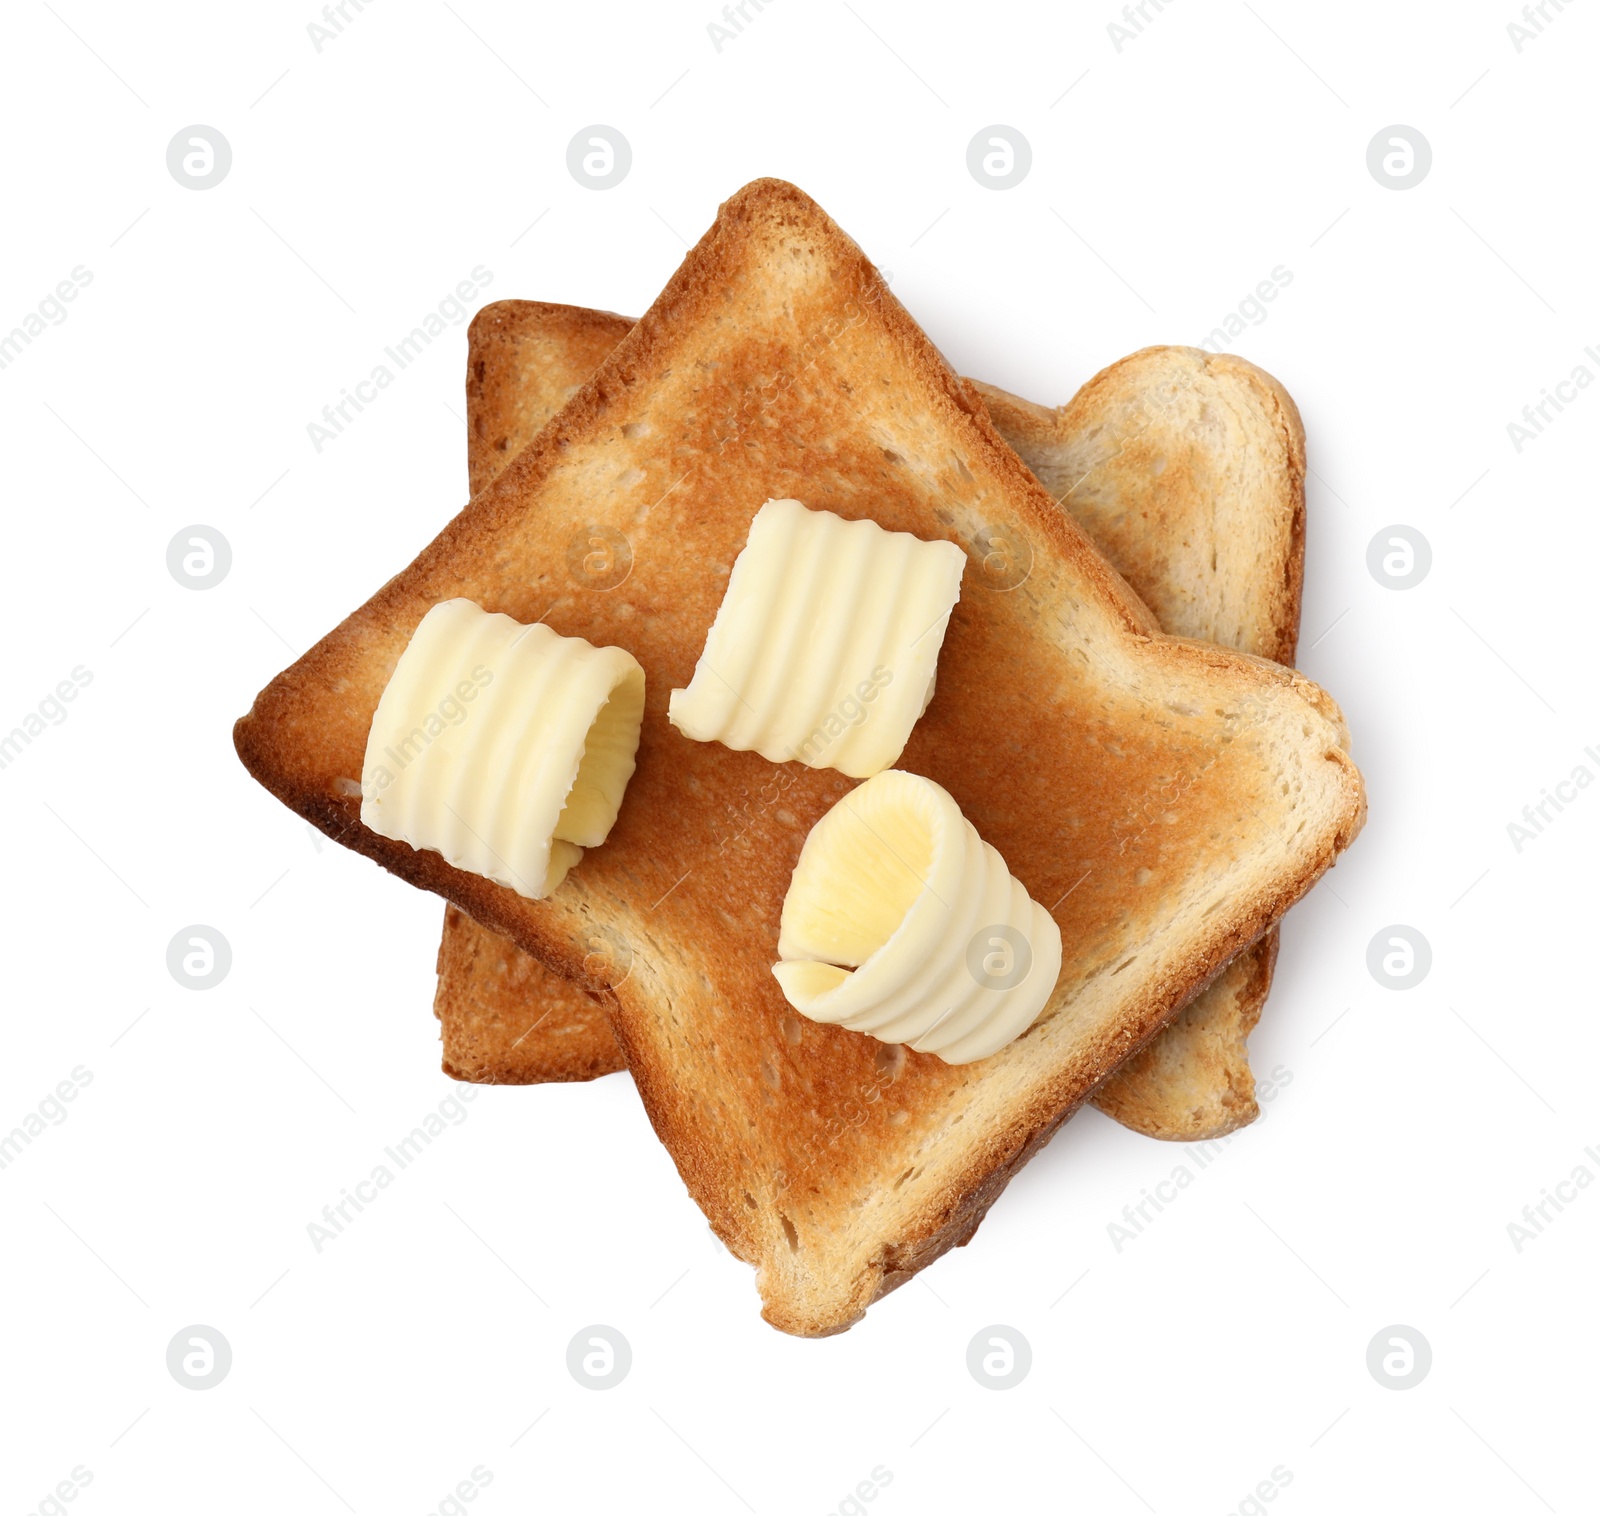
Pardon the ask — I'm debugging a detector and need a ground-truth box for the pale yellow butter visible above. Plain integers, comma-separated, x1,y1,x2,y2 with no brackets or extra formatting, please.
360,598,644,900
772,771,1062,1063
668,499,966,778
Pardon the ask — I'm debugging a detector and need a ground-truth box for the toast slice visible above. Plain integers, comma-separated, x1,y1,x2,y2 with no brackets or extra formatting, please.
235,179,1363,1334
441,307,1306,1137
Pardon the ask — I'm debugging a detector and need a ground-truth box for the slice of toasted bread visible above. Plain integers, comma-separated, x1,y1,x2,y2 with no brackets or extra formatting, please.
235,179,1363,1334
441,310,1306,1138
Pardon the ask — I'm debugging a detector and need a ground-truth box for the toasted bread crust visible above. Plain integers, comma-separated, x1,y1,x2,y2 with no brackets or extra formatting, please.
465,301,636,499
1090,930,1278,1136
235,179,1363,1334
443,317,1309,1139
435,905,621,1083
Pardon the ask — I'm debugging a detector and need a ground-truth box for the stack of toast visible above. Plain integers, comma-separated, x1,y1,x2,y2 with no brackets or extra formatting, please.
236,179,1363,1335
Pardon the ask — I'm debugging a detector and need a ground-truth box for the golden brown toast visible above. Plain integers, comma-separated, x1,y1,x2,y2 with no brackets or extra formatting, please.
440,306,1306,1137
235,179,1363,1334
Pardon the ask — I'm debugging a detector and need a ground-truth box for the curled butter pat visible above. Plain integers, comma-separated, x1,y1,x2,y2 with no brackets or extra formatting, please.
772,771,1062,1064
667,499,965,778
360,598,644,900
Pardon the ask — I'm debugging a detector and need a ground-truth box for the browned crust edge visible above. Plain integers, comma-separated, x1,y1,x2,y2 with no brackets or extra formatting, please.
433,904,626,1084
1090,927,1281,1140
1210,350,1307,668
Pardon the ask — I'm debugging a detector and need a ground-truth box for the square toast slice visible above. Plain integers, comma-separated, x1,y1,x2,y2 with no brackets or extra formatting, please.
235,179,1362,1333
441,304,1306,1138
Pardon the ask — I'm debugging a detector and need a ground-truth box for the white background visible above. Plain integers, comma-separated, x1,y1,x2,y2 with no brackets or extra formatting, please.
2,2,1596,1512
